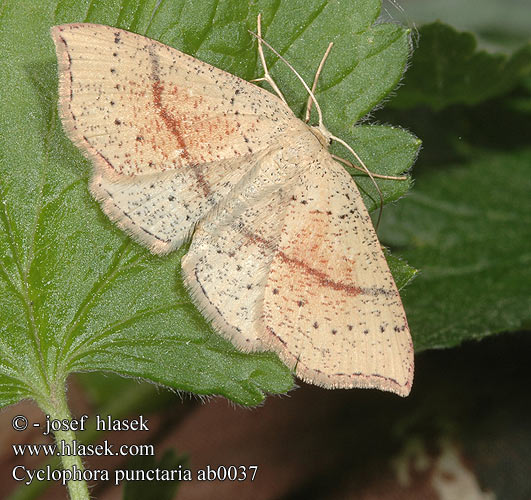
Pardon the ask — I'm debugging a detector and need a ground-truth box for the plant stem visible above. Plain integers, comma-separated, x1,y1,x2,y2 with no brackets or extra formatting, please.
38,383,90,500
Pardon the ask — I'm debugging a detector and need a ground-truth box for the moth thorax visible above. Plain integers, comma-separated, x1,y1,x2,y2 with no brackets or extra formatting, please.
309,125,331,147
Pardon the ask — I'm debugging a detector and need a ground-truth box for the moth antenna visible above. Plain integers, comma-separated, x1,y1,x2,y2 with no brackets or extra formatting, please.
331,154,408,181
305,42,333,123
249,18,327,136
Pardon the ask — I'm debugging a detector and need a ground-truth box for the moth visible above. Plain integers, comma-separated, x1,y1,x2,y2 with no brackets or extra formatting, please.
51,21,414,396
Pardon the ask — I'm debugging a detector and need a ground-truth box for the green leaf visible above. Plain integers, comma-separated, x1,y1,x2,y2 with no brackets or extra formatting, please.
384,250,418,292
390,22,531,110
378,149,531,351
0,0,415,410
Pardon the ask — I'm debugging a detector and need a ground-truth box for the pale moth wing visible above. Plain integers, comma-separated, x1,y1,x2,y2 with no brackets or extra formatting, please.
262,140,412,394
51,24,300,254
52,23,414,396
182,132,307,351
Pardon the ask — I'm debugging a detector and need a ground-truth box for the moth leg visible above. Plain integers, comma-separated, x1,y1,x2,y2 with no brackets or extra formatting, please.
250,14,288,106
